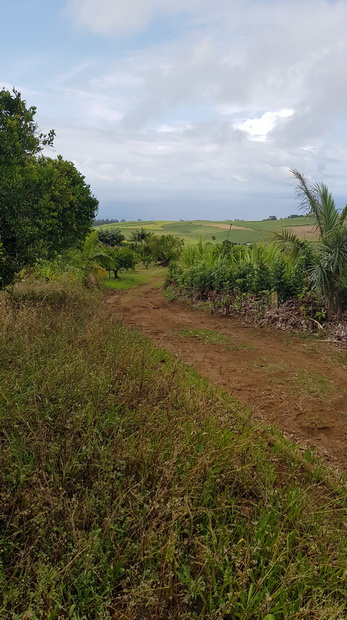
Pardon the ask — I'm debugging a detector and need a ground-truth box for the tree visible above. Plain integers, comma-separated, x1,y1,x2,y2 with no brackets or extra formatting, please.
97,228,125,246
0,88,55,163
108,246,137,278
275,169,347,319
0,89,98,286
146,235,184,266
130,228,153,245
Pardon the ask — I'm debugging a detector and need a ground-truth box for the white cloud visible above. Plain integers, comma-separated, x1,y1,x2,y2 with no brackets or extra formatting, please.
235,109,294,142
65,0,211,34
38,0,347,214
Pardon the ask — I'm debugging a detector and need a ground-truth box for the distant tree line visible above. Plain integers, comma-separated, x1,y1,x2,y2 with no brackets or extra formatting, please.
93,218,120,227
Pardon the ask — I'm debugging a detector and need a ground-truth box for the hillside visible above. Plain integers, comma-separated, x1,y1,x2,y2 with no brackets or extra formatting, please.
95,217,317,244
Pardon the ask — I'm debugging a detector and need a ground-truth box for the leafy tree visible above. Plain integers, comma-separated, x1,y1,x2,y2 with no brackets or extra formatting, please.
107,246,137,278
146,235,184,266
0,88,98,286
138,243,154,268
0,88,55,162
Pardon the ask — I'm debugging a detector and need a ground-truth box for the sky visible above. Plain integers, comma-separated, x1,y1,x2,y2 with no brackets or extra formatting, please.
2,0,347,220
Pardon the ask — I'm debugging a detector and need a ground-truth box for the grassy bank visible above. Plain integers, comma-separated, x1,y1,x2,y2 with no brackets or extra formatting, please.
0,281,346,619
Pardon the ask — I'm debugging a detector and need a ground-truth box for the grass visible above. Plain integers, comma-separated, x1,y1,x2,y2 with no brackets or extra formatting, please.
95,217,316,245
1,280,347,618
327,351,347,368
102,266,166,290
178,327,254,351
253,360,286,372
295,369,336,397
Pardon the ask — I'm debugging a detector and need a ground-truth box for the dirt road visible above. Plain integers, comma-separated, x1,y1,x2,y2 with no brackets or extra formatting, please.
108,281,347,474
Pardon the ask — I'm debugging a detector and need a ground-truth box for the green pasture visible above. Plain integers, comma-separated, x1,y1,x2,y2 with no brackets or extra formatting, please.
95,217,316,244
102,265,166,290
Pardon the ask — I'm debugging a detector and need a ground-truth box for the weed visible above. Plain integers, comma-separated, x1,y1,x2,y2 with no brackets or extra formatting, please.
253,360,285,372
178,328,254,351
295,369,335,396
329,351,347,368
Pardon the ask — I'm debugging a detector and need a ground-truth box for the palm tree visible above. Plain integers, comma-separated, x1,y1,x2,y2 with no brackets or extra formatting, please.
129,228,153,245
80,231,114,276
275,169,347,320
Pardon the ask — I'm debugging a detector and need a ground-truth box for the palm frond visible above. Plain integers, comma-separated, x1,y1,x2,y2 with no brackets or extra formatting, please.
339,204,347,224
312,183,338,234
290,169,321,226
273,229,308,260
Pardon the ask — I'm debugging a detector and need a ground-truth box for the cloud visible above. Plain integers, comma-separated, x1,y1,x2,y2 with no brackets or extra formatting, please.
65,0,211,35
49,0,347,215
236,109,294,142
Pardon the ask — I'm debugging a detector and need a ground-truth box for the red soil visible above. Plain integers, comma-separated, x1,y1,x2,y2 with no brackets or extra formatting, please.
108,281,347,475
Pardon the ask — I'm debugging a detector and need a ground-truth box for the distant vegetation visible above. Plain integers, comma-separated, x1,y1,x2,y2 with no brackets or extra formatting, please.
93,217,120,226
165,170,347,323
95,216,316,245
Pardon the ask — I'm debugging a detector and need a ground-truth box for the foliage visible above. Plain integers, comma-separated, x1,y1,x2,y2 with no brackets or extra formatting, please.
146,234,184,266
166,171,347,321
32,234,138,284
129,227,153,244
97,228,125,246
0,87,55,162
32,231,112,284
0,89,98,286
165,238,321,321
106,245,137,278
0,281,346,617
93,217,119,226
275,169,347,319
98,217,316,245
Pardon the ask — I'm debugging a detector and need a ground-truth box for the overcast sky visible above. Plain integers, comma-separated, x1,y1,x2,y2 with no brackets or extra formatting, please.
2,0,347,220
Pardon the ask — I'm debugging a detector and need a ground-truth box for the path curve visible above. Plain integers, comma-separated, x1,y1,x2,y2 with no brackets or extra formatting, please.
107,282,347,475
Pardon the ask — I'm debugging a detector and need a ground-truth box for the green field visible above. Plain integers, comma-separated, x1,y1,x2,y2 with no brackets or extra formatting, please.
95,217,316,244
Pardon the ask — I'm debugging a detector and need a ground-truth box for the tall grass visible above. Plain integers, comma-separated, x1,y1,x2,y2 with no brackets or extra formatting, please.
1,281,346,618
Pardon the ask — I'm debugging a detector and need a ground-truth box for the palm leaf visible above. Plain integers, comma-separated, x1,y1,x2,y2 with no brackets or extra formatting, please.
273,229,308,260
339,204,347,224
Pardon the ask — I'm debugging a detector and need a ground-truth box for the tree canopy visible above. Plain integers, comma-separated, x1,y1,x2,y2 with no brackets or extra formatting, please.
0,88,98,286
97,228,125,247
145,234,184,266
